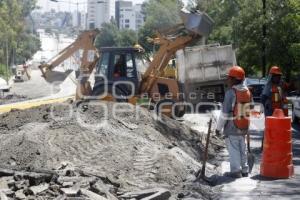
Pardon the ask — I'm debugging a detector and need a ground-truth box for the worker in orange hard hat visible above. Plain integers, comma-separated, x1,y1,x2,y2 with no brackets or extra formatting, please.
216,66,253,178
261,66,289,116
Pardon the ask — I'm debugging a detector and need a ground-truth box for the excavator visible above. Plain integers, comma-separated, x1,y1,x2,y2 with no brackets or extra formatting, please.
39,10,213,117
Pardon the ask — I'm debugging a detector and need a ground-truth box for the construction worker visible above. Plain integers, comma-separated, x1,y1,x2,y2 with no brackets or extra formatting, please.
261,66,289,116
113,57,125,78
216,66,252,178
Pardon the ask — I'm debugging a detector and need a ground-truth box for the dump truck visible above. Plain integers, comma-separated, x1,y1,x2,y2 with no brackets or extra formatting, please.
39,10,214,117
177,44,236,111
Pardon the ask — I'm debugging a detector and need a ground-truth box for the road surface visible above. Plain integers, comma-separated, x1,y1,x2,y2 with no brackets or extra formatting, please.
1,32,76,103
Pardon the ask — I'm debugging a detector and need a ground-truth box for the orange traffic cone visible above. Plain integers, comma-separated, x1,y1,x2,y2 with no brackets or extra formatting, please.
260,109,294,178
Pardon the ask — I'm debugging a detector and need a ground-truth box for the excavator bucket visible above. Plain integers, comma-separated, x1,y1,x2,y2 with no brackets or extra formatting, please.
41,69,73,84
180,10,214,37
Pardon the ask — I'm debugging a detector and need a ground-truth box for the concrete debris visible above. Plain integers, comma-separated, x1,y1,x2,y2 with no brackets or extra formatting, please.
15,189,26,200
0,168,117,199
60,187,80,197
28,183,49,195
0,102,225,199
0,169,14,177
120,188,171,200
0,177,10,190
0,191,8,200
80,189,108,200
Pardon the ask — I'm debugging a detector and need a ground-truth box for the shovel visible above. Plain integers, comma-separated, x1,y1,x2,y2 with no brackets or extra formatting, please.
247,132,255,173
196,118,213,182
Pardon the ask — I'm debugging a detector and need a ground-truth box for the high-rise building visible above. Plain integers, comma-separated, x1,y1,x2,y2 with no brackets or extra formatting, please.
72,11,87,30
115,1,144,31
87,0,115,29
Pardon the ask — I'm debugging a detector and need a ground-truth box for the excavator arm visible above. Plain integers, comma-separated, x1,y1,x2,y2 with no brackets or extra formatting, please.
39,30,100,83
140,32,197,93
140,10,214,94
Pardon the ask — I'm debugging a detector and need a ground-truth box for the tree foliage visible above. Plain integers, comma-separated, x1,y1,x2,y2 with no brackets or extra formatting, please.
0,0,40,77
193,0,300,78
95,21,138,48
138,0,183,52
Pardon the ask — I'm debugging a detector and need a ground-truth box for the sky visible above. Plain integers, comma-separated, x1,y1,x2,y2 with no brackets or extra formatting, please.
36,0,146,12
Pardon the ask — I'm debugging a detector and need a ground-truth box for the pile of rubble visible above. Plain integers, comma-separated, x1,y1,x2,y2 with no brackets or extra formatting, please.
0,102,224,199
0,165,174,200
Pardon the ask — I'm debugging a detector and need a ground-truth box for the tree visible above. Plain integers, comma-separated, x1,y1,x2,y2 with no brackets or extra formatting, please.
95,22,138,48
194,0,300,78
0,0,40,77
138,0,183,52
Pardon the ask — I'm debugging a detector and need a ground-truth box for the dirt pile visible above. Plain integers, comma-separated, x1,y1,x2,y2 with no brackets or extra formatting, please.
0,102,224,199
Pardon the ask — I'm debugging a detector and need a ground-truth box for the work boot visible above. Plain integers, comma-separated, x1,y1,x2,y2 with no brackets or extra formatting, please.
242,172,249,177
224,171,242,179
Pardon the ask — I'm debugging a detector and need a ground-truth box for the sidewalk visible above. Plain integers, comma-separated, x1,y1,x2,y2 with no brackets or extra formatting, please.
220,119,300,199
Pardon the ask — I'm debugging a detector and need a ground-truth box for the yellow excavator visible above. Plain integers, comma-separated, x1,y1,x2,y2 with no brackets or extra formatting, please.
39,10,213,117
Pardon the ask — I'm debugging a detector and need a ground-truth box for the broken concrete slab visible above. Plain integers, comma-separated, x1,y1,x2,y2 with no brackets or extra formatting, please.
15,189,26,200
57,176,83,185
0,191,8,200
90,180,118,200
120,188,171,200
1,189,14,198
62,181,74,188
0,178,9,190
14,171,53,186
14,180,30,191
80,189,108,200
28,183,49,195
0,169,14,177
60,187,80,197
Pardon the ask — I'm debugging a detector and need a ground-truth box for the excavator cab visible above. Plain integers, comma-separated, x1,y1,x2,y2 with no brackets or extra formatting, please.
92,47,143,101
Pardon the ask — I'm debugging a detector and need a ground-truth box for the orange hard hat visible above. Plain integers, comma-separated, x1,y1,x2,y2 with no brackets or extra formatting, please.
228,66,245,80
269,66,282,75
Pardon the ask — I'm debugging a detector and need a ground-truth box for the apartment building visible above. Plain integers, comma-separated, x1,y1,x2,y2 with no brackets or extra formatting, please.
87,0,115,29
115,1,144,31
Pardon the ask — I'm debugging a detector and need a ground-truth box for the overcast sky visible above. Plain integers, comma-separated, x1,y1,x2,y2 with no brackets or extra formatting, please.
36,0,146,12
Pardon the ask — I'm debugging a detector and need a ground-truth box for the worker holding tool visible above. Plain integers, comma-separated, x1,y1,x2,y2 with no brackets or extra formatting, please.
261,66,289,116
216,66,252,178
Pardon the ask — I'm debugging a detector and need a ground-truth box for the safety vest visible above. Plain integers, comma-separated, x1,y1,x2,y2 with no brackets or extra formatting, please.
271,85,288,116
233,89,252,130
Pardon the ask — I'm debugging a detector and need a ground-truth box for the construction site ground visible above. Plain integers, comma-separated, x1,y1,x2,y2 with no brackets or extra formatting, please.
0,70,299,199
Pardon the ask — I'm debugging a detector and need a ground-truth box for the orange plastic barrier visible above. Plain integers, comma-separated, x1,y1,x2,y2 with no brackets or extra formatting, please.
260,109,294,178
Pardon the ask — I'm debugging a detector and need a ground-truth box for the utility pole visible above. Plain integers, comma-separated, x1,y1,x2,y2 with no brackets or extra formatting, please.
6,39,9,84
262,0,267,77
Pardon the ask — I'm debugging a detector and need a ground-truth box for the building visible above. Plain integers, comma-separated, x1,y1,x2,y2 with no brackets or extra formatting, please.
115,1,144,31
72,11,87,30
87,0,115,29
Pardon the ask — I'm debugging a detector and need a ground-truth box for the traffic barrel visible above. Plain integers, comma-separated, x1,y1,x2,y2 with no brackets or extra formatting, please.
260,109,294,178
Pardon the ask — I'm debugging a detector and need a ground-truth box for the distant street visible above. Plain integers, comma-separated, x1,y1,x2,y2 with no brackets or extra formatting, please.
8,31,76,100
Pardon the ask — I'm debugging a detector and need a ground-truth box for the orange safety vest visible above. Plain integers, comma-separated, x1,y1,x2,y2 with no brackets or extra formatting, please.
271,85,288,116
233,89,252,130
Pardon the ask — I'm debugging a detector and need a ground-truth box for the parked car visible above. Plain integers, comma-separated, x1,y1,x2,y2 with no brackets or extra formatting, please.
245,78,267,102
